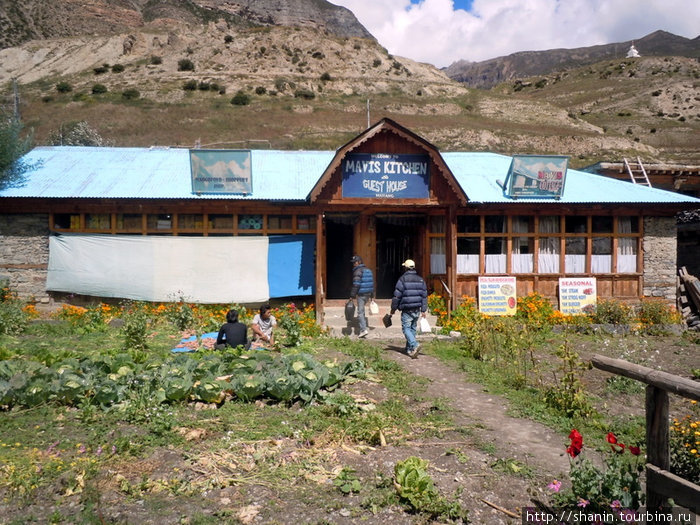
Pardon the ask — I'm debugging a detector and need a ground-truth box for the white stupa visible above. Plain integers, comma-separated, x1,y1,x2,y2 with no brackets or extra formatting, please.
626,43,641,58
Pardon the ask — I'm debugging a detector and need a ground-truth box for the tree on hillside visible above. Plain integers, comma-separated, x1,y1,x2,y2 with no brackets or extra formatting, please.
0,114,34,190
48,121,110,146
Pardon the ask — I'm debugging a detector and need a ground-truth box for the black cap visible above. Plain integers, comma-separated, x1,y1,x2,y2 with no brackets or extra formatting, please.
351,255,363,264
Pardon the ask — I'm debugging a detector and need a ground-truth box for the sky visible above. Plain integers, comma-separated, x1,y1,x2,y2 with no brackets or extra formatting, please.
331,0,700,68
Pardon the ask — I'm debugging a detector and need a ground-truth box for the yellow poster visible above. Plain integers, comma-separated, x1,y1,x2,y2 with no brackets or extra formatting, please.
558,277,597,314
478,276,517,316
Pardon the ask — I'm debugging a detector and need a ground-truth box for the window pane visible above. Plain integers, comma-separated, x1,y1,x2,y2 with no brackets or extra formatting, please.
592,237,611,273
618,238,637,273
209,214,233,230
484,216,505,233
512,216,533,233
147,214,172,230
54,213,80,230
268,215,292,230
238,214,263,231
296,215,316,230
485,236,506,273
456,238,479,274
457,215,480,233
179,214,203,229
429,216,446,234
618,216,639,233
538,216,560,233
512,237,533,273
430,238,446,274
565,216,587,233
117,214,141,231
565,237,586,273
592,216,613,233
86,214,110,230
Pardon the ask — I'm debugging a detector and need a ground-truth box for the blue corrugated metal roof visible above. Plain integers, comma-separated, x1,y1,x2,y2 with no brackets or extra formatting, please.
0,147,335,201
443,152,700,204
2,146,699,206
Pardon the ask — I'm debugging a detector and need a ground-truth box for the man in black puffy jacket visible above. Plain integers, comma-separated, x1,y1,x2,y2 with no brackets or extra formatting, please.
389,259,428,358
350,255,374,338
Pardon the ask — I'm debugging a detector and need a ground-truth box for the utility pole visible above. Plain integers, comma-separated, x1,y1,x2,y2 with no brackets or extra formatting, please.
366,98,370,128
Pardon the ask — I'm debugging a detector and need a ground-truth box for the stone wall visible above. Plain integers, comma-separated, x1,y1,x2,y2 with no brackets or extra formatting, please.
642,216,677,303
0,214,50,303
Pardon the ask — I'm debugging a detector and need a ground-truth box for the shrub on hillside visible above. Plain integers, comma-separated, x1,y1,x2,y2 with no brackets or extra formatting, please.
294,89,315,100
178,58,195,71
91,83,108,94
183,80,197,91
121,89,140,100
230,91,250,106
55,82,72,93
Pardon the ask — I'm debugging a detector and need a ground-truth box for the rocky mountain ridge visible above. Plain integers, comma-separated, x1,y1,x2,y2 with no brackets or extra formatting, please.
444,30,700,89
0,0,372,50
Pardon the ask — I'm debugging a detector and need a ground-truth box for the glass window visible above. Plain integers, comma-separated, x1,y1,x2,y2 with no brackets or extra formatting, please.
268,215,293,230
538,216,560,233
296,215,316,231
565,216,587,234
238,214,262,230
511,216,533,233
485,236,506,273
457,238,479,274
178,214,203,230
429,216,446,234
591,237,612,273
54,213,80,230
117,213,142,231
592,216,613,233
512,237,533,273
618,216,639,233
85,214,110,230
484,216,505,233
209,214,233,230
147,214,172,230
565,237,586,273
456,215,479,233
430,238,446,274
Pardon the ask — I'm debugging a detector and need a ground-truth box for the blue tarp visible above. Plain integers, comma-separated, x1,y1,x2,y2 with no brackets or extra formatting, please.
268,235,315,298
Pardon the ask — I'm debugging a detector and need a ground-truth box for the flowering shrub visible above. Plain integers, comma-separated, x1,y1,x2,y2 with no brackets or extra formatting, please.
543,340,594,418
516,292,557,329
586,299,632,325
427,293,449,326
551,429,645,518
670,406,700,483
273,303,323,347
636,299,683,334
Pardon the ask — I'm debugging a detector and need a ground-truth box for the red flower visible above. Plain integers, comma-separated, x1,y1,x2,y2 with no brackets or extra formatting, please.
567,429,584,458
629,445,641,456
606,432,618,444
607,432,626,453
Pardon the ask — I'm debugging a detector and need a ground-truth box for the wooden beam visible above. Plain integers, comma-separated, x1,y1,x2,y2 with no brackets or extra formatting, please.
646,464,700,513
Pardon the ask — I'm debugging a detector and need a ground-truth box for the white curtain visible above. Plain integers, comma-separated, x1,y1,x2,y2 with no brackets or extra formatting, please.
511,218,532,273
485,254,506,273
565,237,586,273
457,255,479,274
591,237,612,273
617,217,637,273
430,238,446,274
538,216,560,273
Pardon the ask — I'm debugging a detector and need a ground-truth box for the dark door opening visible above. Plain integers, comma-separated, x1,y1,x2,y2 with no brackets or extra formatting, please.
375,215,423,298
325,217,355,299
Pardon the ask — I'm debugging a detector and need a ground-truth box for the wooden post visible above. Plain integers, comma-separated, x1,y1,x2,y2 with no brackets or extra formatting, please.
646,385,670,511
315,212,324,325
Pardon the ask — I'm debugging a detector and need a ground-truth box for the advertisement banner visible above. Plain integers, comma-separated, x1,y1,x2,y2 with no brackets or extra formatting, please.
559,277,597,314
190,150,252,194
342,153,430,199
506,155,568,198
478,276,517,316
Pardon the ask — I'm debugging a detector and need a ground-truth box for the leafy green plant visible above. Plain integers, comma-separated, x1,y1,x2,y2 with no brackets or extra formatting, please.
91,84,107,94
394,456,468,523
544,338,594,418
636,299,682,333
55,81,72,93
121,302,151,353
588,299,631,325
177,58,195,71
333,467,362,494
230,91,251,105
0,297,29,335
121,89,140,100
670,411,700,483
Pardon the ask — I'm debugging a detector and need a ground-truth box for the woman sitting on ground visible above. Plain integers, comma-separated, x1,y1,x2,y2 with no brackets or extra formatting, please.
216,309,249,349
251,304,276,349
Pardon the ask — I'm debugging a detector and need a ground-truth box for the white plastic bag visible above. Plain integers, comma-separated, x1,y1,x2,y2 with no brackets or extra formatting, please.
419,317,431,334
369,300,379,315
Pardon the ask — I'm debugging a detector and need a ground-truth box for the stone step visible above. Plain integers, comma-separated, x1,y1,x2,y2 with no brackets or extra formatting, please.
322,304,438,340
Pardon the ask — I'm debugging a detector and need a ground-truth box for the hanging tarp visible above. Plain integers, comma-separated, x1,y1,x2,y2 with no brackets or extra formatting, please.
268,235,315,298
47,234,269,303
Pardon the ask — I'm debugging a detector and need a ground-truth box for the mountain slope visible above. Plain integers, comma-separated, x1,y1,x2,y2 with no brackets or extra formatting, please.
444,31,700,89
0,0,372,50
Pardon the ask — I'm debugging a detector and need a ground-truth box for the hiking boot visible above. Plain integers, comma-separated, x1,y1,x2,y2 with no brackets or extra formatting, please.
358,329,369,338
407,344,420,359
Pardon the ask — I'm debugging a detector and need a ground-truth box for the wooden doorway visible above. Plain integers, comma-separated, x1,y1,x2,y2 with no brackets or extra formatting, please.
325,215,356,299
375,214,424,298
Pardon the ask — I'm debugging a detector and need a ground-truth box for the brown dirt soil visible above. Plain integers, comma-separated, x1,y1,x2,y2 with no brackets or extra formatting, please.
1,332,697,524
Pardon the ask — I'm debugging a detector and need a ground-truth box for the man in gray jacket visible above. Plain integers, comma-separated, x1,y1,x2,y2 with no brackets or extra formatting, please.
389,259,428,358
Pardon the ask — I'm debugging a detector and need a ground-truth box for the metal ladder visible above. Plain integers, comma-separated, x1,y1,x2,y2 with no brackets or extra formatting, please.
623,157,651,187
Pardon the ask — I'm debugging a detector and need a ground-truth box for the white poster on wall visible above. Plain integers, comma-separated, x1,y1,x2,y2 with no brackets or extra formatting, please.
558,277,597,314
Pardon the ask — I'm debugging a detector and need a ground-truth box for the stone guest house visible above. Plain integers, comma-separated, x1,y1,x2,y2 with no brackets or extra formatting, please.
1,119,698,318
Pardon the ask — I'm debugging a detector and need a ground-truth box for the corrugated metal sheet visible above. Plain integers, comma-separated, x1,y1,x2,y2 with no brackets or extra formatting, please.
2,146,699,206
0,147,335,201
443,152,700,204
